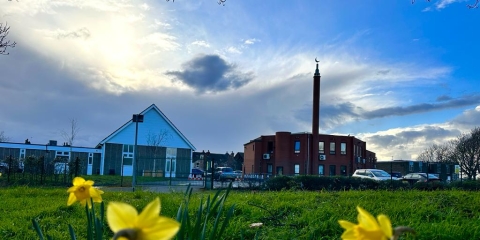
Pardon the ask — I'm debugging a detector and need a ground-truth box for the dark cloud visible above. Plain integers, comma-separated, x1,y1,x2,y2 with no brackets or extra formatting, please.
377,69,390,75
365,126,460,149
294,102,360,129
293,94,480,131
436,95,452,102
166,54,253,93
450,106,480,129
362,94,480,119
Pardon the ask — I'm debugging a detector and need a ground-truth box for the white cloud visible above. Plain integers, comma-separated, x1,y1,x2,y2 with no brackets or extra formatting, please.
226,46,242,54
138,32,181,51
140,3,150,11
436,0,462,9
151,19,172,29
191,40,210,48
244,38,260,45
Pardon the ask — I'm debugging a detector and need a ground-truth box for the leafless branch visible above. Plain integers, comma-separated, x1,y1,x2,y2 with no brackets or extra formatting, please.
61,118,80,146
0,131,10,142
0,22,16,55
467,0,480,8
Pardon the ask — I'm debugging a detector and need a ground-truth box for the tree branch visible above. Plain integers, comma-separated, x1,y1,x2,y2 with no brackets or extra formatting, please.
0,22,16,55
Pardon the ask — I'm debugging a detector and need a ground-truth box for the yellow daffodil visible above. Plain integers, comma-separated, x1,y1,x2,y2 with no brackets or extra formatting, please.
67,177,104,208
338,206,392,240
107,198,180,240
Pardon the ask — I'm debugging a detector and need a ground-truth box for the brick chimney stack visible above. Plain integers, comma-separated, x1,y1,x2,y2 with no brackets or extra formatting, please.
311,60,321,174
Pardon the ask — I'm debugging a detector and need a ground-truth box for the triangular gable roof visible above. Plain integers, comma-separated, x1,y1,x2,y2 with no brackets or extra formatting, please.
97,104,196,150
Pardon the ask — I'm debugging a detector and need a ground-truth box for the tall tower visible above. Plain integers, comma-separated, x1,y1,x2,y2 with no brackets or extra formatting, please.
311,59,321,174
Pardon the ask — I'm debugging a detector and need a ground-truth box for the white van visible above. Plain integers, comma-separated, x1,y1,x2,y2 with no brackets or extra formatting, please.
352,169,398,181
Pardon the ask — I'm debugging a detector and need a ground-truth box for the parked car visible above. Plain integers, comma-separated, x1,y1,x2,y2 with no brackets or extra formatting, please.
352,169,398,181
402,173,440,184
390,172,403,178
191,168,205,177
214,167,237,181
234,170,242,177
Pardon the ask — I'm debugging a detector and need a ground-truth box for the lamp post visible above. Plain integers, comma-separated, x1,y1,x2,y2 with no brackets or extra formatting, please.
132,114,144,192
202,150,212,189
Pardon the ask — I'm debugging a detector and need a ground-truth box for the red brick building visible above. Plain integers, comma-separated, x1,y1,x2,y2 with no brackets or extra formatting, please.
243,132,376,176
243,62,376,176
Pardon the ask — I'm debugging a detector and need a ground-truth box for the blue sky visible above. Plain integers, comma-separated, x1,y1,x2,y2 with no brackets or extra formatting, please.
1,0,479,160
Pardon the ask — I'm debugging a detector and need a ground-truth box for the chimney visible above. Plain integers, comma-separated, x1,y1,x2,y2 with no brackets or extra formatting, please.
311,60,321,174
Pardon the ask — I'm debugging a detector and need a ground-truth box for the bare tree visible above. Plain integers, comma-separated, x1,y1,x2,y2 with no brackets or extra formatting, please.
418,142,453,163
448,128,480,180
61,118,80,146
0,131,10,142
146,130,171,175
0,22,16,55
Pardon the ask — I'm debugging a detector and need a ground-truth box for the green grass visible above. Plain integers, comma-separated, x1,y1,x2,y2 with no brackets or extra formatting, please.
1,186,480,239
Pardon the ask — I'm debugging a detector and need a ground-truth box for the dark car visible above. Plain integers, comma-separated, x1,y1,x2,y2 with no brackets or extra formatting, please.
390,172,403,178
402,173,440,184
191,168,205,177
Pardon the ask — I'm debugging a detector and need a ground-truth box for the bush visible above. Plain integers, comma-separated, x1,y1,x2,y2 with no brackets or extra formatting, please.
265,175,412,191
450,180,480,190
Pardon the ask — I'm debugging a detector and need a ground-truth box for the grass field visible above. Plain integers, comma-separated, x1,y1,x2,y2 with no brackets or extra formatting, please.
1,185,480,239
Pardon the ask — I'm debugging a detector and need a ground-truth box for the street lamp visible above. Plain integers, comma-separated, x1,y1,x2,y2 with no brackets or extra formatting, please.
132,114,144,192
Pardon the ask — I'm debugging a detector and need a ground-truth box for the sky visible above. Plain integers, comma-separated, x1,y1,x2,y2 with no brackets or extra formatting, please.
1,0,479,160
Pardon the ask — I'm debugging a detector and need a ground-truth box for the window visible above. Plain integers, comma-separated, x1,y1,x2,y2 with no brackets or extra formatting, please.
341,165,347,176
318,165,324,175
294,141,301,154
20,149,26,159
276,166,283,175
340,143,346,155
267,164,273,174
319,141,325,154
267,141,274,153
123,144,134,153
55,151,70,160
329,165,336,176
294,164,300,176
409,162,413,171
330,142,336,154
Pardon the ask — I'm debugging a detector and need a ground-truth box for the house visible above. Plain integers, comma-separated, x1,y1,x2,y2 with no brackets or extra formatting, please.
0,104,196,177
242,62,376,177
96,104,196,177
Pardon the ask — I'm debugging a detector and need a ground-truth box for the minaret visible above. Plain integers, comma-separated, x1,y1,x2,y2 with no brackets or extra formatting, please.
311,59,321,174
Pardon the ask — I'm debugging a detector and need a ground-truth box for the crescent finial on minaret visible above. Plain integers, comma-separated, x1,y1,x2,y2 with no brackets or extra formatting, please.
314,57,320,76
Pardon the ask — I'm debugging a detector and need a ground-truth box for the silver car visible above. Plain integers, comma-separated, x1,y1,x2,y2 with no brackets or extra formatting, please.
352,169,398,181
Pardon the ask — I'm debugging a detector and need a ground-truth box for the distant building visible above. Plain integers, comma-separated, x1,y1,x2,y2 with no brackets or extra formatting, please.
376,160,456,181
243,63,376,176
